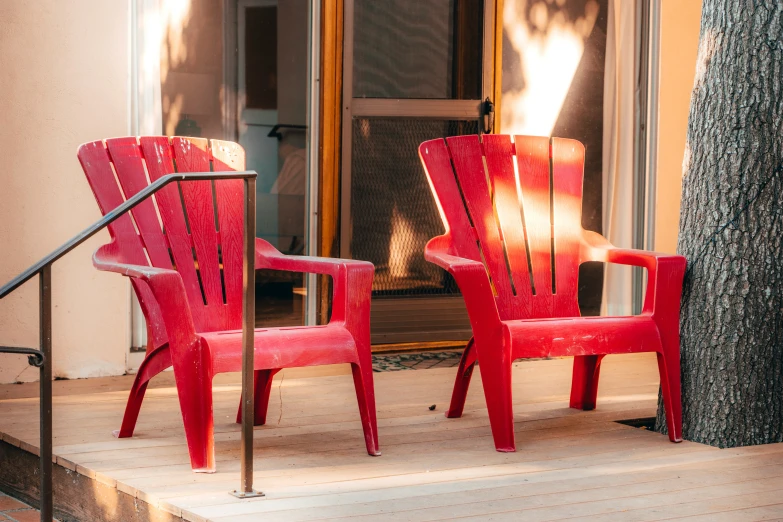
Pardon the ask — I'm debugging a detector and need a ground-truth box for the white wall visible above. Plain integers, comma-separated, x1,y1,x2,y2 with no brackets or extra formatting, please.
0,1,131,383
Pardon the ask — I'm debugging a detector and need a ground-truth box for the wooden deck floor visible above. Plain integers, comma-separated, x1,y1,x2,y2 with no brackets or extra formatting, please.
1,353,783,521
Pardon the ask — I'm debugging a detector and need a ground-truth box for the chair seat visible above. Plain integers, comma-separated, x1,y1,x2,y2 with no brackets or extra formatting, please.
505,315,662,359
202,324,358,374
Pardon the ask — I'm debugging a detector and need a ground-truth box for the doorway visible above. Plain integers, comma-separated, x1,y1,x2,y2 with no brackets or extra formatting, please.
341,0,496,345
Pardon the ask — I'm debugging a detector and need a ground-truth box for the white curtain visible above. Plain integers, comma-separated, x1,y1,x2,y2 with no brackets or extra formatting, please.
134,0,163,136
129,0,164,353
601,0,635,316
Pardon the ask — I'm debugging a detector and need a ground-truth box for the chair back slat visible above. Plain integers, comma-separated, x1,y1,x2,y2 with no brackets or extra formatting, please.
551,137,584,316
420,134,586,320
210,140,246,321
77,141,148,267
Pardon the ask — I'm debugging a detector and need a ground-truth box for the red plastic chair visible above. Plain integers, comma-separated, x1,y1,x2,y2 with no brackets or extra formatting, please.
419,135,685,452
78,137,379,472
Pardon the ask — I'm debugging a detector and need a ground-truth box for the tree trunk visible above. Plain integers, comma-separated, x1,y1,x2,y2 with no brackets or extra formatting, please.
655,1,783,447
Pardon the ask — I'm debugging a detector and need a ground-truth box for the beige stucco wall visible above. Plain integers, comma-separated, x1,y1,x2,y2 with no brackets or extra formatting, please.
0,1,131,383
654,0,703,254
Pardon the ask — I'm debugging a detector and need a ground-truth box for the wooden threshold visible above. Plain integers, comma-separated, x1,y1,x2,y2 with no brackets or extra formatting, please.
371,340,468,354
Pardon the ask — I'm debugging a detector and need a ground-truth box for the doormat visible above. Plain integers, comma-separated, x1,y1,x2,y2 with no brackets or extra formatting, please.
372,350,463,372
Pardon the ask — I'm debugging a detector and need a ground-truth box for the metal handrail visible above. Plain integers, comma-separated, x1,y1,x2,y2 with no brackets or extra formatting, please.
0,170,260,520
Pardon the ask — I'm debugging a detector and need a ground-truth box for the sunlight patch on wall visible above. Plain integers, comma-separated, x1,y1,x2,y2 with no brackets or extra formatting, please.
501,0,599,136
160,0,192,82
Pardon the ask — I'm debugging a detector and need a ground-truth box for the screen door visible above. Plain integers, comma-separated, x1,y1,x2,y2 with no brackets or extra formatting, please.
341,0,495,344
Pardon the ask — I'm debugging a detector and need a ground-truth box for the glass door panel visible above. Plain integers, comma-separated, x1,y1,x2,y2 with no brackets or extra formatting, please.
160,0,312,328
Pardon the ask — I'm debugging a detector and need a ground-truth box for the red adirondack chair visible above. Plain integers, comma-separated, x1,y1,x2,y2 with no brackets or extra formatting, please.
419,135,685,452
78,137,379,472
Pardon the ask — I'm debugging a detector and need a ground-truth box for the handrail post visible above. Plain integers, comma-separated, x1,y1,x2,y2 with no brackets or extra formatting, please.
231,176,262,498
39,266,53,521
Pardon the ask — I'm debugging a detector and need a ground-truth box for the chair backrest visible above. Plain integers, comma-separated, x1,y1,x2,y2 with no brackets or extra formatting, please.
78,137,247,334
419,134,585,321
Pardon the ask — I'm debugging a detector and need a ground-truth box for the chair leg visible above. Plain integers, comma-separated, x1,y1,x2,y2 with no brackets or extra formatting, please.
477,333,515,452
114,343,172,438
173,340,216,473
446,337,477,418
351,348,381,456
236,369,280,426
569,354,605,411
656,348,683,442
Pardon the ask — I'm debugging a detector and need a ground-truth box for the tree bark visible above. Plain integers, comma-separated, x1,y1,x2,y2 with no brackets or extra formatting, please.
655,1,783,447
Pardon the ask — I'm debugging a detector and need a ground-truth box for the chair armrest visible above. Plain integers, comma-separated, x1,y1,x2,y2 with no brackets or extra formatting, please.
424,235,482,272
580,230,686,315
255,238,373,333
255,238,373,277
93,243,198,347
425,236,501,328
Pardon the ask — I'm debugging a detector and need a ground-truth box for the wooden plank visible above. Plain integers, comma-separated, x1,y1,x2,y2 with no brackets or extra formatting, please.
139,443,783,519
43,398,653,457
88,423,645,487
55,405,654,480
318,0,344,323
185,443,772,519
371,342,467,353
0,390,659,451
7,381,655,452
675,504,783,521
208,453,783,521
476,481,783,522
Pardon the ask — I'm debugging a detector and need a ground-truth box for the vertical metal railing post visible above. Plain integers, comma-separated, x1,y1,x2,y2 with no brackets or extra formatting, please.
39,266,53,521
231,177,262,498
